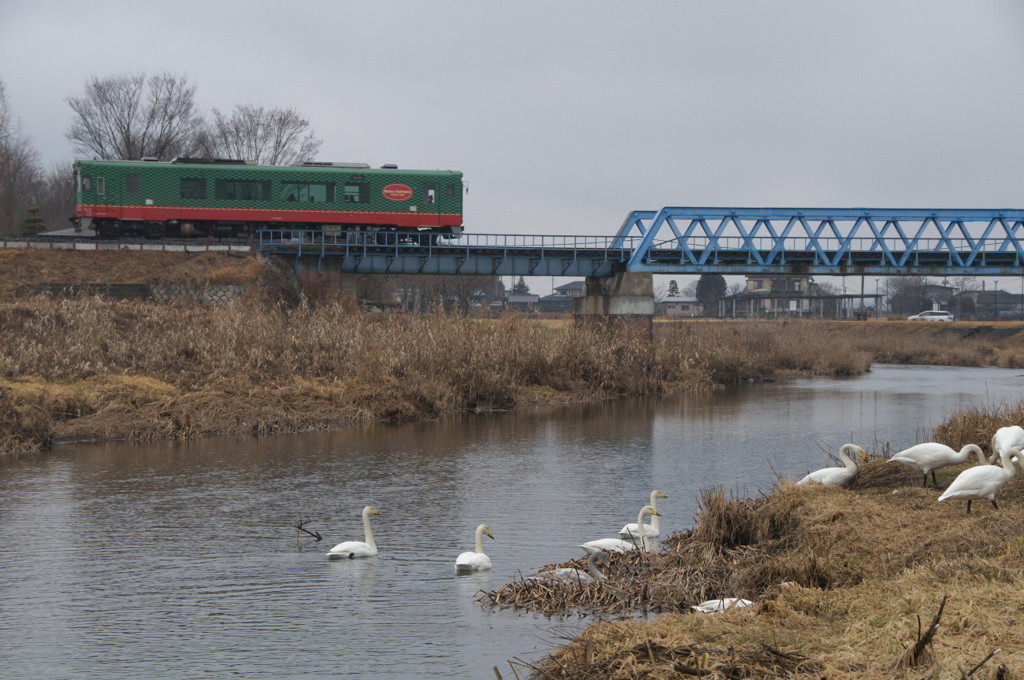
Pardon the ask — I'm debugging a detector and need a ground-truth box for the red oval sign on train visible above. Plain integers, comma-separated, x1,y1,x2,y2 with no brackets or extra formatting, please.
382,184,414,201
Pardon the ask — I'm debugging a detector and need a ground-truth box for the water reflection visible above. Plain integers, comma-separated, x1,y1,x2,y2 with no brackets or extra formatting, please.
2,365,1023,678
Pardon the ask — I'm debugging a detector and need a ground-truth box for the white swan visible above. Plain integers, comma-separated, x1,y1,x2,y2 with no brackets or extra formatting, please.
691,598,755,614
454,523,494,573
581,505,658,553
529,547,608,584
938,447,1018,514
796,443,866,487
326,505,380,559
619,490,667,540
992,425,1024,458
888,442,988,488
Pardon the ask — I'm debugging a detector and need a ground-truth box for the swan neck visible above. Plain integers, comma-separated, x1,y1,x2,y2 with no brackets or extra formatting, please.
965,445,987,464
999,449,1017,476
648,493,662,532
839,445,857,470
587,553,606,580
637,506,652,550
474,525,484,553
361,507,376,548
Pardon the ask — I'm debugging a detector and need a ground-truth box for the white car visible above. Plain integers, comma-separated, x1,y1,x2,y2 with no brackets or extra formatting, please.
907,310,954,322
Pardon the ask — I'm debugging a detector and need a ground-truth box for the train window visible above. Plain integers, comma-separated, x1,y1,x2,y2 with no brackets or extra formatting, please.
97,177,106,196
82,176,92,192
180,178,207,199
125,175,139,196
445,183,458,197
343,182,369,203
281,182,335,203
425,184,436,204
215,179,271,201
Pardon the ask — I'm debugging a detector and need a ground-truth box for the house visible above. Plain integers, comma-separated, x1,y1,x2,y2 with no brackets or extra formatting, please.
968,289,1024,319
539,280,586,313
723,274,816,318
656,296,702,317
506,293,539,312
553,281,586,297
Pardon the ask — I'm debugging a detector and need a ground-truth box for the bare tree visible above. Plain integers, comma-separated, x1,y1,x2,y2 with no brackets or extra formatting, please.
0,80,42,235
201,104,322,165
389,274,499,313
36,162,76,231
65,72,205,160
886,276,930,314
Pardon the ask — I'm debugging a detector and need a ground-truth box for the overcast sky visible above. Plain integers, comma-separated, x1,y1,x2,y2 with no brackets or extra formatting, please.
3,1,1024,295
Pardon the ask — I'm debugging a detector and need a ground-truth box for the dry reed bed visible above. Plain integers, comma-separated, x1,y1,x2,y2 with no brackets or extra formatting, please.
3,300,1024,454
500,464,1024,679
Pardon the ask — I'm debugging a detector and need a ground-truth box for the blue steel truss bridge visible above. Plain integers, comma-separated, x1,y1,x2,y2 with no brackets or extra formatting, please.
258,207,1024,278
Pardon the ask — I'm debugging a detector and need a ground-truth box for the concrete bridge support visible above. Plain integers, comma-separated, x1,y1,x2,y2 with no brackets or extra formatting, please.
573,272,655,318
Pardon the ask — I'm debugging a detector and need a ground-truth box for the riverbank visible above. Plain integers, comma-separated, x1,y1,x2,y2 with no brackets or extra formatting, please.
497,463,1024,679
3,290,1024,454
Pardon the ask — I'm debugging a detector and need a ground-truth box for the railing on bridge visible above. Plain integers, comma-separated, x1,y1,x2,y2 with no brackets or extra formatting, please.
257,207,1024,277
257,229,638,277
615,207,1024,276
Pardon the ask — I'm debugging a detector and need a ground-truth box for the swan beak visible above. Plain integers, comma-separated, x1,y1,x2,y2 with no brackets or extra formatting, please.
651,509,661,516
486,530,494,540
659,492,668,498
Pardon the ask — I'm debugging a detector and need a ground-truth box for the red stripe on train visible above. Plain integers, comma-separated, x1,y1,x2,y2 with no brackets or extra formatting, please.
75,204,462,228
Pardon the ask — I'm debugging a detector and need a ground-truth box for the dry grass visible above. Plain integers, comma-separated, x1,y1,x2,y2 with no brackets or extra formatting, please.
3,297,1024,454
498,469,1024,679
0,248,269,299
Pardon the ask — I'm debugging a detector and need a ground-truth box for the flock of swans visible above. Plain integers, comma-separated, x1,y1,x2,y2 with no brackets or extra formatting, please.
323,424,1023,604
324,492,669,585
796,425,1024,515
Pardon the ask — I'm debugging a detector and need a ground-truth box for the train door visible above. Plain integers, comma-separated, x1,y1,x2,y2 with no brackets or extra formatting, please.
423,182,440,227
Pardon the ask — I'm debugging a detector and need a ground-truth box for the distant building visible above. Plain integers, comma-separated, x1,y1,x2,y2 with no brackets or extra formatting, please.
656,296,702,317
721,274,877,319
506,293,539,312
968,289,1024,319
539,280,586,313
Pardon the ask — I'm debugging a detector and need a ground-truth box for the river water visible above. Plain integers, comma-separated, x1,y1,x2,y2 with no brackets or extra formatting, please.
2,364,1023,678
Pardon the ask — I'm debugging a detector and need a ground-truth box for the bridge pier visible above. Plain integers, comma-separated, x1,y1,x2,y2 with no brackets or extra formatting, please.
573,272,655,318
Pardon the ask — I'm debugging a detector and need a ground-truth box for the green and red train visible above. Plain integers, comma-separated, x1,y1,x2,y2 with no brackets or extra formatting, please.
71,158,465,241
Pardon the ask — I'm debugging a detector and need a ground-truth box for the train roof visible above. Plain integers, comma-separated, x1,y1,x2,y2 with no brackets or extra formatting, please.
74,158,462,175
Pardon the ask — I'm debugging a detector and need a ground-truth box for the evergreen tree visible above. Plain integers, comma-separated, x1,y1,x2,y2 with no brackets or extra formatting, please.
667,279,680,297
695,273,727,316
512,276,530,294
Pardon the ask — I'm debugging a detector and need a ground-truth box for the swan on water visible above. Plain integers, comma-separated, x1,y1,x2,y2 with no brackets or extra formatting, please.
619,490,667,540
938,447,1018,514
691,598,755,614
326,505,380,559
887,442,988,488
528,547,608,584
455,523,494,573
796,443,866,487
582,505,659,553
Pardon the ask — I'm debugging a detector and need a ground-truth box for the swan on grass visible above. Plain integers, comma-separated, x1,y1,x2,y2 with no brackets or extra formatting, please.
326,505,380,559
691,598,755,614
528,547,608,585
455,524,494,573
582,505,659,553
888,442,988,488
938,447,1018,514
619,490,667,540
992,426,1024,459
796,444,866,487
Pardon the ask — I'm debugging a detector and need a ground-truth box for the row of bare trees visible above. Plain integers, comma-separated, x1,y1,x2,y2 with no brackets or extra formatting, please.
65,73,322,165
0,72,324,235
